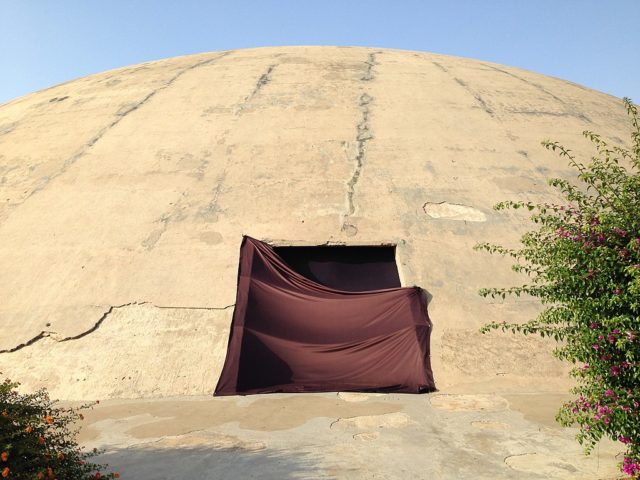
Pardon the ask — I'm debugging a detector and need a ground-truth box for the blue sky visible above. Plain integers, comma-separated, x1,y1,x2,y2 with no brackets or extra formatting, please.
1,1,638,105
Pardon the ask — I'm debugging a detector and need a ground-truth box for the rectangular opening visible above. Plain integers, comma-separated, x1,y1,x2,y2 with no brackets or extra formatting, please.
273,245,401,292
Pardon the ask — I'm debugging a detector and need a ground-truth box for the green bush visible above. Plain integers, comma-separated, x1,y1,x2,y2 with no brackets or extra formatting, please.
0,376,119,479
476,98,640,478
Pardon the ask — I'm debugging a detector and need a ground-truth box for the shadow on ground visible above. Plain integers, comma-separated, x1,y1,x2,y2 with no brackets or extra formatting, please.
96,442,326,480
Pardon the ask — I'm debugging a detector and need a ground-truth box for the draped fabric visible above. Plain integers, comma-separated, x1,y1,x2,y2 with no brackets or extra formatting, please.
214,236,436,395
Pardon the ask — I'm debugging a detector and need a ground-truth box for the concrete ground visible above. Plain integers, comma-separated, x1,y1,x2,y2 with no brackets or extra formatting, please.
79,392,621,479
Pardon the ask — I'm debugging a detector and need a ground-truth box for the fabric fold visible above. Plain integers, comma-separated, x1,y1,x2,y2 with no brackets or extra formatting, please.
214,236,435,395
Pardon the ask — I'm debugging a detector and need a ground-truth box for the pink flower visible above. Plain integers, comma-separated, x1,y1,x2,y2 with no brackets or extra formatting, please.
590,322,598,329
592,344,599,350
605,389,614,397
619,435,630,444
614,288,621,295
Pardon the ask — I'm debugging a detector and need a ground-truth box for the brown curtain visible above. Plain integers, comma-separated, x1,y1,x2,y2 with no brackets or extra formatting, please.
214,236,435,395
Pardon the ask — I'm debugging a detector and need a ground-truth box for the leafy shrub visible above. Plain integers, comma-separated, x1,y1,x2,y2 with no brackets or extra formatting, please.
0,376,119,479
475,98,640,477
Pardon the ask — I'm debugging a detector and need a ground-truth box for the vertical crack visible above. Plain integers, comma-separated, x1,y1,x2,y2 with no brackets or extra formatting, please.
196,170,227,223
141,191,190,250
235,64,277,115
361,52,378,81
342,52,379,235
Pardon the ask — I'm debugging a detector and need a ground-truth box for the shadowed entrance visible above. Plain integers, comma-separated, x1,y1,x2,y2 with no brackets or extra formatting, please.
215,237,435,395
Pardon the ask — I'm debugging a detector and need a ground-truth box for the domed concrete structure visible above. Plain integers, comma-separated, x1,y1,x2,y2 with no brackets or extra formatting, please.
0,47,631,478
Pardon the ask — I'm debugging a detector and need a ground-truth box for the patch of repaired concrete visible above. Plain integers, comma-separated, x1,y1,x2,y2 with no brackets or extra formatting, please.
79,395,401,442
352,431,380,441
330,412,411,430
470,420,510,430
429,394,508,411
505,453,579,478
423,201,487,221
503,393,571,428
337,392,383,402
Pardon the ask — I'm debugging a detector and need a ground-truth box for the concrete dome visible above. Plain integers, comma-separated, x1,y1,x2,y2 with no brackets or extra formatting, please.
0,46,631,400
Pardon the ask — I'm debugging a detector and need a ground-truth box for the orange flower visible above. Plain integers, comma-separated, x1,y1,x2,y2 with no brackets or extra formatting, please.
95,472,101,479
47,467,54,479
1,467,9,478
38,436,45,445
0,452,7,462
1,410,8,417
56,452,64,461
37,472,45,480
44,416,53,425
114,473,120,479
78,460,85,466
25,425,33,433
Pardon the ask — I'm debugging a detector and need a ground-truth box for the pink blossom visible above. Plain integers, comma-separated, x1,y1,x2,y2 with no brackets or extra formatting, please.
605,389,614,397
592,344,600,350
611,365,620,376
619,435,630,444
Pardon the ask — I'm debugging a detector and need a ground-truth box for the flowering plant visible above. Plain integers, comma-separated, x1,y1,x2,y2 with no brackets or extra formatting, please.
0,376,119,479
475,98,640,477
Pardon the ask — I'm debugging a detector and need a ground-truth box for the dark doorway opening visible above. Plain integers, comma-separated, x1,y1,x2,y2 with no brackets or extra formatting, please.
273,245,401,292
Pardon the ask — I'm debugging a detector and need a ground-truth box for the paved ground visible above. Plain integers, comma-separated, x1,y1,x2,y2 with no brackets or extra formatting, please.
79,392,620,479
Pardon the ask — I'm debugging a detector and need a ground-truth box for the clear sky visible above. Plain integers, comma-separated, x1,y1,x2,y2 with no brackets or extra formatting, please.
1,1,638,105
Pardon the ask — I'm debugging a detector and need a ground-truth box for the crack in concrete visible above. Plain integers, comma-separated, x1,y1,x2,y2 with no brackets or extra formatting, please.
16,52,231,207
361,52,379,81
141,190,190,250
479,63,592,123
482,63,565,103
508,109,584,118
341,53,378,235
431,61,448,73
453,78,494,117
235,64,277,115
342,92,373,235
196,170,227,223
432,61,494,117
0,302,235,354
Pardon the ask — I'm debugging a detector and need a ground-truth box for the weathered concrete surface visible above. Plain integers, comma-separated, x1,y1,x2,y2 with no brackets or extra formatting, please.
78,392,621,479
0,46,633,477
